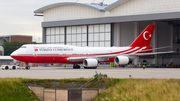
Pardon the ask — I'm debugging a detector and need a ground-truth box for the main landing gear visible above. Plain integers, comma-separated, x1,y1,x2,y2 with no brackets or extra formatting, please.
25,62,30,70
73,64,80,69
25,65,30,70
72,64,97,69
84,67,97,69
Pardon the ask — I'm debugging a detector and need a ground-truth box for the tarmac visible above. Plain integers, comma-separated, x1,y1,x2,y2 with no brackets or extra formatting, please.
0,67,180,79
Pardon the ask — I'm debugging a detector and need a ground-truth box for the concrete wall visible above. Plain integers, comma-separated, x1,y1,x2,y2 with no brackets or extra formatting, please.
30,86,99,101
56,90,68,101
44,5,104,22
110,0,180,17
156,22,172,50
44,89,56,101
114,23,120,46
114,22,136,47
30,87,44,101
42,0,180,22
120,22,135,46
82,90,99,101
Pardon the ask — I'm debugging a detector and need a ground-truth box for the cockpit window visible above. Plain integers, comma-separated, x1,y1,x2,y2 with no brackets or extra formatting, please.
20,46,26,48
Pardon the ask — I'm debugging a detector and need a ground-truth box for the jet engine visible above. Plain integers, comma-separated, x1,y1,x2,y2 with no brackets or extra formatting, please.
83,59,98,67
9,65,16,70
115,56,129,65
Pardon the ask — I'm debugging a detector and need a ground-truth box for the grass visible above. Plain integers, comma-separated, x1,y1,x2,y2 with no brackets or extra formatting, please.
93,79,180,101
0,78,39,101
0,78,180,101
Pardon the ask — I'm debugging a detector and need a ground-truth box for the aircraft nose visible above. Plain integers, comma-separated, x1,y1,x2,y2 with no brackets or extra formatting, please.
10,50,24,61
10,50,18,56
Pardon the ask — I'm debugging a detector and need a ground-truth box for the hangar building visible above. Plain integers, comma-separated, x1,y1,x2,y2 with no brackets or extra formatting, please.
34,0,180,65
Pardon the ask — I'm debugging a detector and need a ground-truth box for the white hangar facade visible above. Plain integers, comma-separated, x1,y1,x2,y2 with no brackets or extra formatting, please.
34,0,180,65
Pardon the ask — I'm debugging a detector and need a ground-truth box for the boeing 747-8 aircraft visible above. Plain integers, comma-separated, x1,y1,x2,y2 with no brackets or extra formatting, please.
11,25,173,69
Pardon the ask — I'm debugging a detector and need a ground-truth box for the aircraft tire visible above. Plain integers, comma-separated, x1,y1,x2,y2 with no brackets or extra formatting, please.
73,64,80,69
84,67,97,69
77,65,80,69
25,66,30,70
93,67,97,69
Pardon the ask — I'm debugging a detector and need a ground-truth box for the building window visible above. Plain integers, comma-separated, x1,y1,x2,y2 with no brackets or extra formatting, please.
45,24,111,47
88,24,111,47
46,27,65,44
66,25,87,47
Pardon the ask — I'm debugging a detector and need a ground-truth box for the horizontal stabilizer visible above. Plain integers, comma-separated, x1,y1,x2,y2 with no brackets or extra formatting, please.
134,51,175,56
138,46,171,52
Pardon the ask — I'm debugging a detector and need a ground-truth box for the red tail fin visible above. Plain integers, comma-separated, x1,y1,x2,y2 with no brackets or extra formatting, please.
130,25,156,47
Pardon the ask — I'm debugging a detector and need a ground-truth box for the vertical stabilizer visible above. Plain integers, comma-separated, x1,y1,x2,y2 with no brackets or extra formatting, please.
130,25,156,47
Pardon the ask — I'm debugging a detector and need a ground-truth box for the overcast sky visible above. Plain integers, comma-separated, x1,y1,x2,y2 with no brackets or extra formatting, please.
0,0,117,43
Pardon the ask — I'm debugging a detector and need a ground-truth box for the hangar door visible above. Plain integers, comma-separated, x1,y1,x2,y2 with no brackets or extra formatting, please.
88,24,111,47
45,24,111,47
46,27,65,44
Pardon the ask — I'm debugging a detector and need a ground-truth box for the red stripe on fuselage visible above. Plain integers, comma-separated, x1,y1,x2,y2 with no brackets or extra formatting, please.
125,47,142,54
109,47,134,54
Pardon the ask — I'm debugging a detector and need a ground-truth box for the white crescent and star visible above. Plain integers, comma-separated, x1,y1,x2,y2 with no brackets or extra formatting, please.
143,31,151,40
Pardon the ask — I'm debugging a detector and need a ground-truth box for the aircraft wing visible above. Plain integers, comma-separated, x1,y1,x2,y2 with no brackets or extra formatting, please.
67,54,118,62
137,46,171,52
67,51,175,62
67,57,87,62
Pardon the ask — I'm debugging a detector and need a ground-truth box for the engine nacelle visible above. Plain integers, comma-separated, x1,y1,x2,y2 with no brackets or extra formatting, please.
9,65,16,70
83,59,98,67
115,56,129,65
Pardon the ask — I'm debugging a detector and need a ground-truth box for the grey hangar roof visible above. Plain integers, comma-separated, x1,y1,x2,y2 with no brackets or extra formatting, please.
34,0,180,27
34,0,128,13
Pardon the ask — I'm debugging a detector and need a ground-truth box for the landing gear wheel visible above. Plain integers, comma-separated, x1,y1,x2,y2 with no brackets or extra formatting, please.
25,66,30,70
73,64,80,69
84,67,97,69
93,67,97,69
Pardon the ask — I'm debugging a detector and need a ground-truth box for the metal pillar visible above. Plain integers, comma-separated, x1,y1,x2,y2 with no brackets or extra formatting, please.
152,22,157,65
42,27,46,44
133,22,139,65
